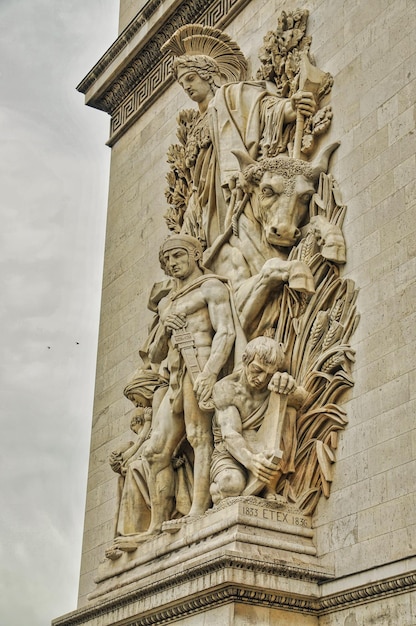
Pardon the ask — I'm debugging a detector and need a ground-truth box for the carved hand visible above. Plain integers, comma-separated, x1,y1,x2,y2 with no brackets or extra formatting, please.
109,451,124,474
291,90,317,118
193,371,217,406
260,258,290,288
309,215,346,264
164,313,187,334
247,451,279,484
268,371,297,395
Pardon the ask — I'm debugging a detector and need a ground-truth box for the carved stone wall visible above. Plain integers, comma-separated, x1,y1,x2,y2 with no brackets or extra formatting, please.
70,0,416,622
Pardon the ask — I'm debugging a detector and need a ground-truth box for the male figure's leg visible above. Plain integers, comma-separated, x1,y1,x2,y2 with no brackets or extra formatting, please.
142,392,184,534
210,450,246,504
183,373,214,516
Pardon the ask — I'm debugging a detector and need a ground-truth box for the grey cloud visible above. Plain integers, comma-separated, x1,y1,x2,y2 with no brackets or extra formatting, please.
0,1,119,624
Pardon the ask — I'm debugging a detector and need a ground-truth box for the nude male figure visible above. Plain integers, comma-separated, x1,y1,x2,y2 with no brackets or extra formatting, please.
127,234,235,543
210,336,307,503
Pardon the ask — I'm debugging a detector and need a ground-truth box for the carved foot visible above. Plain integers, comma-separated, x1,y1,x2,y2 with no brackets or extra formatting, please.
264,491,287,506
161,518,187,534
111,529,163,547
162,513,204,534
112,532,160,551
105,546,124,560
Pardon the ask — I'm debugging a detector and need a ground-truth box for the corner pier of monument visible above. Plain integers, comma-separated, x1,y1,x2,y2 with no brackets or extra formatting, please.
54,1,416,624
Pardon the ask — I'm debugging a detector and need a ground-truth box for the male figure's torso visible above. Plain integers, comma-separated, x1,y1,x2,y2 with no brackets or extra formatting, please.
158,276,223,356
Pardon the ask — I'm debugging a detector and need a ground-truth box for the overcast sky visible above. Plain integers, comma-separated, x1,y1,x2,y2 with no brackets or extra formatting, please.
0,2,119,624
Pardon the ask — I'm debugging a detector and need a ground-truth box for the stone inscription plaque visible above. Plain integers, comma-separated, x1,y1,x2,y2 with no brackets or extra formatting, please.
241,503,310,529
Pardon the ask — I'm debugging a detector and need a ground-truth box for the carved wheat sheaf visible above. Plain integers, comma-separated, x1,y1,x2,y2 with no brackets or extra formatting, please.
274,173,359,514
106,10,359,562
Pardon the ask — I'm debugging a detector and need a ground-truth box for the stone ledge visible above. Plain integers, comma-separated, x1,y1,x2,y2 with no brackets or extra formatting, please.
54,560,324,626
53,498,327,624
52,501,416,625
318,556,416,614
93,497,321,589
53,564,416,626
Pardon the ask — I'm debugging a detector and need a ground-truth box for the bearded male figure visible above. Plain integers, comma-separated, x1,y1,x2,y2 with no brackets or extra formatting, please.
122,234,237,544
162,24,316,249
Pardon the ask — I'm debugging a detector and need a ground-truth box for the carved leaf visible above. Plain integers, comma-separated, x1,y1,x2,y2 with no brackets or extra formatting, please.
256,9,312,97
316,440,333,481
271,175,358,512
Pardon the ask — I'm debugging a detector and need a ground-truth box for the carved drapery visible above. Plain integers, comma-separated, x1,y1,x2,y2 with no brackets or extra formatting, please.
105,9,359,562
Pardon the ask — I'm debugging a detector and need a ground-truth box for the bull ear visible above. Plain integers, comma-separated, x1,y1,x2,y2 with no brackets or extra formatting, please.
231,149,257,172
310,142,340,181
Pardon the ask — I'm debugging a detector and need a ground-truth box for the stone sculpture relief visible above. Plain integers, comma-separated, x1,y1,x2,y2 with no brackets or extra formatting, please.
106,9,359,558
211,336,307,503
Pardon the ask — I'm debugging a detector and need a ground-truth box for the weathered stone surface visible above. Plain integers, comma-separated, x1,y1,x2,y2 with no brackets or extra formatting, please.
93,12,359,567
57,0,416,623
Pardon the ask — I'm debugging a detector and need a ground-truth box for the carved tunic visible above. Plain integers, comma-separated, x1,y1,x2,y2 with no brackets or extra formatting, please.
211,395,269,480
181,81,289,249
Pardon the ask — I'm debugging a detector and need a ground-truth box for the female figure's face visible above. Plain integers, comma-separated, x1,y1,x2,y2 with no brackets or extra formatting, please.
178,71,213,110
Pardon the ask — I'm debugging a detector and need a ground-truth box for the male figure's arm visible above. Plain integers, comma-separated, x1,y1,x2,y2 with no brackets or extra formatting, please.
213,383,278,484
147,298,176,364
193,279,236,405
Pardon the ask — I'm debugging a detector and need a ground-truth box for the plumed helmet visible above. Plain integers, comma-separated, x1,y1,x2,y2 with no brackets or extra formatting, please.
161,24,248,83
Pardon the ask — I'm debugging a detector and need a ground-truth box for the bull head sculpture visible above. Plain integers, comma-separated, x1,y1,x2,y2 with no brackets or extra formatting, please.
232,143,340,248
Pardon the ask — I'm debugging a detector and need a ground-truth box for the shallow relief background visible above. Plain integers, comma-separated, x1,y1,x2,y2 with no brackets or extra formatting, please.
78,0,416,607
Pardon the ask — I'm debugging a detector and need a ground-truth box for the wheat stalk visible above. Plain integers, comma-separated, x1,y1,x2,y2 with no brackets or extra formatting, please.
300,232,315,264
309,311,328,348
330,299,344,323
321,353,343,373
322,320,340,350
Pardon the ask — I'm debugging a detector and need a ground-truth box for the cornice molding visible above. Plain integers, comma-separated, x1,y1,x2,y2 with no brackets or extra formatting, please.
76,0,252,145
54,552,322,626
77,0,168,96
319,572,416,614
53,558,416,626
89,551,329,602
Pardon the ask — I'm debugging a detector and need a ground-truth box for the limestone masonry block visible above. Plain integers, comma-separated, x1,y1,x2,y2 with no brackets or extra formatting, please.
59,1,416,623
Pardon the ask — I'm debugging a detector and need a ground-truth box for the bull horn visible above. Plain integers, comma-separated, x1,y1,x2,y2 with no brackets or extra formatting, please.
310,142,340,181
232,149,257,171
